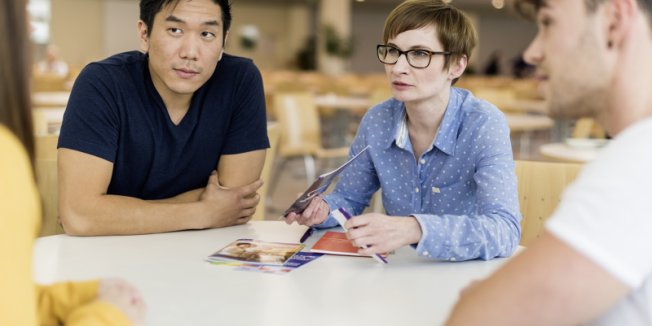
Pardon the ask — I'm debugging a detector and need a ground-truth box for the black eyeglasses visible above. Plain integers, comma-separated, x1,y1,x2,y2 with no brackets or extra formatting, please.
377,44,451,69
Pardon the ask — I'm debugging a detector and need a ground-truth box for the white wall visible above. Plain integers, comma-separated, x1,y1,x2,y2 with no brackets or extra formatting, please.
229,3,310,70
51,0,537,74
347,3,532,75
50,0,103,67
349,5,389,74
475,13,537,75
103,0,140,56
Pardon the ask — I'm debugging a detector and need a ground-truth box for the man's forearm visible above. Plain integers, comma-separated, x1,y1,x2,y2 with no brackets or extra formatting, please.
60,194,209,236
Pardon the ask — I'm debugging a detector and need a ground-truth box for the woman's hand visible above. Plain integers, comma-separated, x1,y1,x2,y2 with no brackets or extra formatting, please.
284,196,330,226
345,213,423,255
98,278,146,326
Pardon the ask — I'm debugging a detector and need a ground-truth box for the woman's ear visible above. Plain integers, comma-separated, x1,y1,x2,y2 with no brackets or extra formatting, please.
449,54,468,80
137,20,149,54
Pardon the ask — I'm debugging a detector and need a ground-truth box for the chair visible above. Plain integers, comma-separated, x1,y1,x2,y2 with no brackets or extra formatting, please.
270,92,349,190
252,123,280,221
32,107,66,135
32,74,69,92
35,134,63,236
515,160,583,246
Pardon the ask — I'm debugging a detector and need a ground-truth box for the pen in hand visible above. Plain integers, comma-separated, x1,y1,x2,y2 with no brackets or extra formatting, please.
331,208,388,264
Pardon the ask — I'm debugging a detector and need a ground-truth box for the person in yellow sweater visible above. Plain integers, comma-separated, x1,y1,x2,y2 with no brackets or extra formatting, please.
0,0,145,325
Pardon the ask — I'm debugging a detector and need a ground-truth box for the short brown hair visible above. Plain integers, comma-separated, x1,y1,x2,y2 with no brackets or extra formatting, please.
0,0,34,165
382,0,477,74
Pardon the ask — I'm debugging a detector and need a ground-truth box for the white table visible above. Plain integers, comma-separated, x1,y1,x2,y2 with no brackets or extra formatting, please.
501,99,548,115
314,94,371,112
32,91,71,107
539,142,602,163
34,221,513,326
505,114,554,159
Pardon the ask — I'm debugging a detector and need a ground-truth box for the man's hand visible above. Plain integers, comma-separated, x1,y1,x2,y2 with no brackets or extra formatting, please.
284,196,330,226
344,213,422,255
97,278,146,326
199,171,263,228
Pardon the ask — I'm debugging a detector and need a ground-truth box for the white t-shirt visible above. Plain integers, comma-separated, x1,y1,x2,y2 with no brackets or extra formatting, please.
547,117,652,325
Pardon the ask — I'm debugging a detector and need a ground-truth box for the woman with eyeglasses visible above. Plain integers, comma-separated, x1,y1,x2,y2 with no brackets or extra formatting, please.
286,0,520,262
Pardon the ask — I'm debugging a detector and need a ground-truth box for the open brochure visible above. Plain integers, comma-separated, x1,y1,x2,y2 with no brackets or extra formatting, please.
207,239,305,266
283,145,370,217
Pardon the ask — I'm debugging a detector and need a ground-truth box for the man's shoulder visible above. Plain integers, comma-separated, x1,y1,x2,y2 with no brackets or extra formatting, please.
215,53,259,75
219,53,254,65
89,51,146,69
79,51,145,81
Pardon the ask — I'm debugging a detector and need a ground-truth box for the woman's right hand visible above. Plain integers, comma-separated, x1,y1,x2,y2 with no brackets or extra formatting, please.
285,196,330,226
98,278,146,326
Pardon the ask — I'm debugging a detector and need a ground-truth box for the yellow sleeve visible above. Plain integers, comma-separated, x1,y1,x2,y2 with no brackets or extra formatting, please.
0,127,41,326
0,127,130,326
37,281,131,325
65,301,132,325
36,280,97,324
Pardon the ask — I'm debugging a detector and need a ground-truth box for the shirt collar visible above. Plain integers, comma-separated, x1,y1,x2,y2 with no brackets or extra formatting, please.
385,88,464,156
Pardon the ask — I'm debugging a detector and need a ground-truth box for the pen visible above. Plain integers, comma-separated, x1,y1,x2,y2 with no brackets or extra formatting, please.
299,227,314,243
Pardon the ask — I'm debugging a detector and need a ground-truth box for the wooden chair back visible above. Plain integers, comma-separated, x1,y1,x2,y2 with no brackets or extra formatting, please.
272,92,321,157
253,123,280,220
515,160,583,246
32,107,65,135
34,134,62,236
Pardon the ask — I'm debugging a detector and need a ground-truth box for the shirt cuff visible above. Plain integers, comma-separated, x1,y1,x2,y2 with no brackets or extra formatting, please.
411,214,436,258
313,197,340,229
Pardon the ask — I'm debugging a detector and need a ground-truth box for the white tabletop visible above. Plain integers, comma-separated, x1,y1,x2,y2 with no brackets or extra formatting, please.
314,94,371,113
32,91,71,107
34,221,514,326
539,142,603,163
501,99,548,115
505,114,554,133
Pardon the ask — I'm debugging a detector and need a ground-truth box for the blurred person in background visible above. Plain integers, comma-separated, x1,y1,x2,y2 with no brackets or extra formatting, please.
34,44,69,78
0,0,145,324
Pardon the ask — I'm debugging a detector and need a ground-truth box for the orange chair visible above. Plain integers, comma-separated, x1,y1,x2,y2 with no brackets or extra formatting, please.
270,92,349,193
515,160,583,246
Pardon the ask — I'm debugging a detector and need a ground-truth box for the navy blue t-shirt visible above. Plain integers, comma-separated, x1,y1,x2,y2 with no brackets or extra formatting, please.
58,51,269,200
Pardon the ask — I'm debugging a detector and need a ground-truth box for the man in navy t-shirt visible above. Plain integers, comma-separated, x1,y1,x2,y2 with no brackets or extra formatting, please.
57,0,269,235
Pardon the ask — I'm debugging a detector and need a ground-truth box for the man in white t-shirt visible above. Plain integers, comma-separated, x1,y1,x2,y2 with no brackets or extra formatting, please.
444,0,652,325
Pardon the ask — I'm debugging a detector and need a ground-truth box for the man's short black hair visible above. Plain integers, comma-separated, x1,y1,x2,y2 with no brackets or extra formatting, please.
139,0,231,42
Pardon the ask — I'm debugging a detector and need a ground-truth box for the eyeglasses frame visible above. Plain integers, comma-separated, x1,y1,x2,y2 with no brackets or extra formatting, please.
376,44,452,69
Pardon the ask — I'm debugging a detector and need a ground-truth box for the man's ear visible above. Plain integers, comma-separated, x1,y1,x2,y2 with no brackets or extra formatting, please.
605,0,636,49
137,20,150,54
219,31,230,61
448,55,468,80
